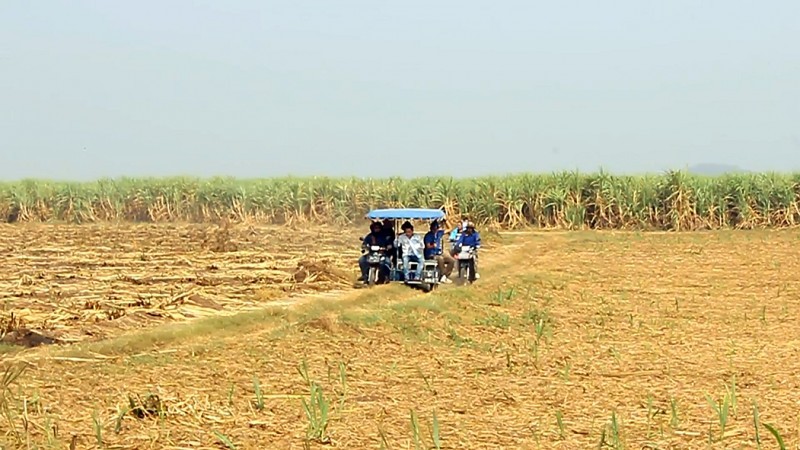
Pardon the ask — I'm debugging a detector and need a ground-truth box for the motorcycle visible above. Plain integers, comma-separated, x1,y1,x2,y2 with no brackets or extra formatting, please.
364,245,388,286
455,244,477,285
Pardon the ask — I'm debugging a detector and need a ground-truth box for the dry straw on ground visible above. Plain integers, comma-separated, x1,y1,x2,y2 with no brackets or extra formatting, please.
2,227,799,449
0,222,361,346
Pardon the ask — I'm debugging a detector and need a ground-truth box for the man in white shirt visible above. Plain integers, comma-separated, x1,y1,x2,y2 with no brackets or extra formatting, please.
394,221,424,281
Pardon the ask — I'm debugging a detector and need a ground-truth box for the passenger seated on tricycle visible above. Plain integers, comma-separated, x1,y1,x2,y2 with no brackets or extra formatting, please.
379,218,397,266
424,220,454,283
394,221,425,281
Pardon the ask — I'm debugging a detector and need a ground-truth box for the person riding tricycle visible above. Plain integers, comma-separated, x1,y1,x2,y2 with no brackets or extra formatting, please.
359,221,393,285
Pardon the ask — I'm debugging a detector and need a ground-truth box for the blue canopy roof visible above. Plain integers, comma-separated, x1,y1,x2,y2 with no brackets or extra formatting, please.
365,208,445,221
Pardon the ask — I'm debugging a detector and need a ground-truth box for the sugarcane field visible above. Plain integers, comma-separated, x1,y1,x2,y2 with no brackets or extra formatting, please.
4,2,798,448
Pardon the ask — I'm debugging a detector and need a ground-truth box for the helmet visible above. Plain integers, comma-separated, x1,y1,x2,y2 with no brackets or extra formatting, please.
466,221,475,229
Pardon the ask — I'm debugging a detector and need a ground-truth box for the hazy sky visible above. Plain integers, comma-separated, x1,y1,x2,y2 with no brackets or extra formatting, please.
2,1,798,180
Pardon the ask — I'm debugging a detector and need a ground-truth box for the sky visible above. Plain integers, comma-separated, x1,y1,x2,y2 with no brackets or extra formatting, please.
1,1,798,180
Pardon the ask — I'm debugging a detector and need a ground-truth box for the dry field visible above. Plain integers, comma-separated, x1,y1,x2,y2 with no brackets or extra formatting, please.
2,225,800,449
0,222,362,345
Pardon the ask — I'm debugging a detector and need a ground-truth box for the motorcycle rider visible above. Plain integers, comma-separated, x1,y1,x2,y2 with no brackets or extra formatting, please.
453,221,481,279
358,221,392,283
424,220,454,283
395,221,424,281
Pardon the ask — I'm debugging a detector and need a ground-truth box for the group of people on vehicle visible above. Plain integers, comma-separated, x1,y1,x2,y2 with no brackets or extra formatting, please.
358,216,481,284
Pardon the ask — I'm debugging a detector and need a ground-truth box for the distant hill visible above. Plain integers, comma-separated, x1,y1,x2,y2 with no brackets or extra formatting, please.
686,163,748,176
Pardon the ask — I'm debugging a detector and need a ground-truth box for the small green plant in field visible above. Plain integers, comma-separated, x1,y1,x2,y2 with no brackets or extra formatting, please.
704,375,739,441
488,287,516,306
522,307,553,332
114,404,129,433
302,382,331,444
762,423,786,449
253,375,265,411
608,346,621,365
410,409,423,450
534,317,548,341
753,401,762,449
378,424,391,450
338,362,347,395
526,338,541,366
43,415,58,447
417,367,436,396
753,400,786,450
92,409,104,448
555,410,565,439
298,359,311,386
446,326,473,348
430,409,442,450
598,410,624,449
295,359,332,444
669,396,680,429
475,312,510,329
409,409,441,450
214,431,238,449
705,391,732,440
726,375,738,415
645,394,656,432
559,360,571,381
524,310,552,366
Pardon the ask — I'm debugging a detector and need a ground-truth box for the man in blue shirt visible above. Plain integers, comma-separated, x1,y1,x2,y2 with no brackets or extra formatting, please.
424,221,454,283
453,221,481,279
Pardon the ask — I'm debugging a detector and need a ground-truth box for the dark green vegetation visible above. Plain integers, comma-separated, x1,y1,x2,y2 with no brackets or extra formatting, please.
3,170,800,229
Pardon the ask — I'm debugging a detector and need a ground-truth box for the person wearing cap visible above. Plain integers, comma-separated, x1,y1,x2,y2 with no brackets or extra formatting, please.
358,221,392,283
454,221,481,279
424,220,454,283
394,221,425,281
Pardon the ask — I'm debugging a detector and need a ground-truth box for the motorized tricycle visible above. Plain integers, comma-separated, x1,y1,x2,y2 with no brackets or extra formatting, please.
361,208,446,293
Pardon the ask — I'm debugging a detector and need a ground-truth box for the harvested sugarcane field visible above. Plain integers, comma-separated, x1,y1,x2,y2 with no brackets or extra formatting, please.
0,222,362,346
2,186,800,448
6,1,796,447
